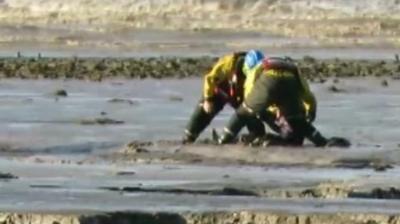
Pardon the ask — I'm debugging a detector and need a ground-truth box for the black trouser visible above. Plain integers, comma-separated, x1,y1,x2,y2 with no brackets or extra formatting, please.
266,117,326,146
184,94,265,143
222,74,327,146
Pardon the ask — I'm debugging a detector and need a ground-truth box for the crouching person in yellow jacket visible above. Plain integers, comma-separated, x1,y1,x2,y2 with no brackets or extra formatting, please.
183,51,266,143
218,53,337,147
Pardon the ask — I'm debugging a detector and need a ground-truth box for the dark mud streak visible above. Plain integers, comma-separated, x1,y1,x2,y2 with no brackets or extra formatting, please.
349,188,400,200
115,171,136,176
29,184,63,189
333,159,394,171
99,186,258,197
79,212,186,224
78,117,124,125
107,98,139,105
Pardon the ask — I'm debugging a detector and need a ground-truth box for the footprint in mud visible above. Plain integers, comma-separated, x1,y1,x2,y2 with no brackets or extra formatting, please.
107,98,139,105
78,117,124,125
328,85,345,93
115,171,136,176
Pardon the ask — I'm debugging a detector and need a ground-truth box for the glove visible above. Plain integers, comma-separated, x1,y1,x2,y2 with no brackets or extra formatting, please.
326,137,351,148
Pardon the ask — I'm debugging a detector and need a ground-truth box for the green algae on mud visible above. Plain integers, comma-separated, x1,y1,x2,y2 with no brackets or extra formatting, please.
0,56,400,80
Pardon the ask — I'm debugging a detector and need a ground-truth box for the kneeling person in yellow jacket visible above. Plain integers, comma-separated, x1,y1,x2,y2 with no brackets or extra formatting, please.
183,51,266,143
219,55,329,146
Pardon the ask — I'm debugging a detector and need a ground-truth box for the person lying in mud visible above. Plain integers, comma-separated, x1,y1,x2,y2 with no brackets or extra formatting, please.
182,50,266,143
217,54,349,147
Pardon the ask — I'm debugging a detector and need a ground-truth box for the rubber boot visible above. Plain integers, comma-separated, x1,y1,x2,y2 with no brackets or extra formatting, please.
308,130,328,147
218,130,236,144
183,105,216,143
218,110,247,144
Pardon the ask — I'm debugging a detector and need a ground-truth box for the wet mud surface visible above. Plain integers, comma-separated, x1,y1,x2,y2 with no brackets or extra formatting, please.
0,77,400,222
2,0,400,221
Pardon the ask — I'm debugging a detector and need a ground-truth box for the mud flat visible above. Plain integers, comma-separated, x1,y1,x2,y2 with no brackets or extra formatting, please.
0,74,400,223
2,154,400,224
0,56,400,80
2,156,400,224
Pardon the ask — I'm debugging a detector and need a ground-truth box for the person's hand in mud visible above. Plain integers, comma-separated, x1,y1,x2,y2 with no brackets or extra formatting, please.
326,137,351,148
203,100,214,114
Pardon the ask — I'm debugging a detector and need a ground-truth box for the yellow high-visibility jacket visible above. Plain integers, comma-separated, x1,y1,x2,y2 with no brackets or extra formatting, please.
244,62,317,121
203,54,236,99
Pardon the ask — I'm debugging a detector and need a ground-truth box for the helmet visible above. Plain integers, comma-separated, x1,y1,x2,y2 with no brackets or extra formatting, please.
244,50,264,70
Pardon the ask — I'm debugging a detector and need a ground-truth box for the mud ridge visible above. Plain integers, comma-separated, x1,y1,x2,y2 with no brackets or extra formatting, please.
0,57,400,80
98,186,258,197
114,140,398,169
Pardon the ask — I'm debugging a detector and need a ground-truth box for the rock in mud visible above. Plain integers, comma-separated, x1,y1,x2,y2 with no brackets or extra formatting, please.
0,172,18,180
328,85,344,93
303,55,317,64
0,143,13,152
124,141,152,154
53,89,68,97
372,163,394,172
